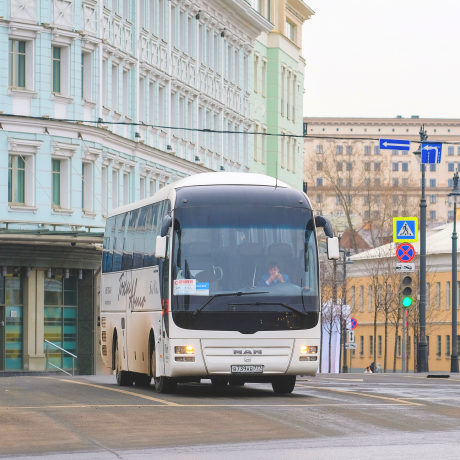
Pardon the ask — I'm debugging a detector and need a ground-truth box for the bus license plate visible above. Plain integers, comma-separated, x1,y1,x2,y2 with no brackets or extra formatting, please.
231,365,264,373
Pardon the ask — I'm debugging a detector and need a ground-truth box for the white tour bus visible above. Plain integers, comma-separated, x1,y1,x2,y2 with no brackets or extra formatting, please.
101,172,338,394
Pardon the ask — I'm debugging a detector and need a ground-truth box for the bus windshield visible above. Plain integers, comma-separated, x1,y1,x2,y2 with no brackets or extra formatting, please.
171,203,319,332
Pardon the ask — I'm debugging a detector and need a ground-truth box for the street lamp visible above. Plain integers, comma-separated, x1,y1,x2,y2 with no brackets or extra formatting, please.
448,170,460,373
412,125,429,372
342,251,353,373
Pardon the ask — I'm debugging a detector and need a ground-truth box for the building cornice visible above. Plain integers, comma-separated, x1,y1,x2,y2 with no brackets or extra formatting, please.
0,115,210,176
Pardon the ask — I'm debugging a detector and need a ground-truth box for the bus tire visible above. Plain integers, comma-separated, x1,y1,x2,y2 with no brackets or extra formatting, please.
134,373,152,387
272,376,296,394
115,339,133,386
211,379,228,387
154,376,177,394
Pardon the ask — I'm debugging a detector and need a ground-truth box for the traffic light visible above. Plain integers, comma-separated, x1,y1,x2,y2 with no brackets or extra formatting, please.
400,275,413,308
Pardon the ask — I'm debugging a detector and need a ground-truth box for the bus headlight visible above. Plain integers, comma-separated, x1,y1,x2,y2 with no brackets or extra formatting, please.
300,346,318,354
175,346,194,355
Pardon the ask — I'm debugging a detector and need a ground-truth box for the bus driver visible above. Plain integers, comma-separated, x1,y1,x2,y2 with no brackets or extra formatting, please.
259,261,291,287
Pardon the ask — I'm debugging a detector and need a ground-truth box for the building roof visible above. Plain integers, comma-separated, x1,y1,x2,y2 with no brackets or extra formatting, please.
351,222,457,261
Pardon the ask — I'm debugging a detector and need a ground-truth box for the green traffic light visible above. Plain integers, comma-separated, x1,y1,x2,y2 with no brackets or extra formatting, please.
402,297,413,307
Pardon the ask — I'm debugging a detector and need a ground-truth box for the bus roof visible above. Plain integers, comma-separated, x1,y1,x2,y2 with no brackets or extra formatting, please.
108,172,291,218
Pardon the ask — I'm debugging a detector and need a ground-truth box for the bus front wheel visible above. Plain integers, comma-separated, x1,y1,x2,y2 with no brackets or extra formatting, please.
272,376,296,394
115,340,133,386
154,376,177,394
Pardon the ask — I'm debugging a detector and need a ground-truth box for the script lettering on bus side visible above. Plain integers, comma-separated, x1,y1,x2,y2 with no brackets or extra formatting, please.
118,273,147,310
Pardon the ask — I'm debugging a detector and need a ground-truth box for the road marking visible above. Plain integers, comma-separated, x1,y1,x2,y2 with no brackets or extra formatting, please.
297,384,424,406
59,379,179,406
0,402,411,410
318,378,364,382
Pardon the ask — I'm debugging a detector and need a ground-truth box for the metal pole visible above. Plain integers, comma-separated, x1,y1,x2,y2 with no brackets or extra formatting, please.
417,127,429,372
342,250,348,373
72,357,75,377
402,308,406,373
337,236,343,373
451,199,459,372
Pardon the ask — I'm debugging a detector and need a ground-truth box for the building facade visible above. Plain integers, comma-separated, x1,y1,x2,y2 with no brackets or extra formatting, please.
0,0,271,373
346,223,459,373
304,117,460,230
250,0,313,190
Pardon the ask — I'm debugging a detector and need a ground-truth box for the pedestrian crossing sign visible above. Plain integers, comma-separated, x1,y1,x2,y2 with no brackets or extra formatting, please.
393,217,418,243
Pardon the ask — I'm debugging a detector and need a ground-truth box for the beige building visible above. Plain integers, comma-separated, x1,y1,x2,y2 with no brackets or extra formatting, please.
346,223,459,373
303,117,460,235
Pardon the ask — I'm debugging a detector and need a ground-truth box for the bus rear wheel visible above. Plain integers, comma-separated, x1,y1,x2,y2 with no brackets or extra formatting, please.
154,376,177,394
272,376,296,394
115,340,133,386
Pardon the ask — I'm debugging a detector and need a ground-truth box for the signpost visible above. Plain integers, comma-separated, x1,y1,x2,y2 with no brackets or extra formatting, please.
396,243,415,263
379,139,411,151
345,343,357,350
421,142,442,164
349,317,358,330
393,217,418,243
348,330,355,343
396,263,415,273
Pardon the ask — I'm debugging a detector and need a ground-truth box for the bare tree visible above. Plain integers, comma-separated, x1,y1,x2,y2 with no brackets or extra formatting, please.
306,141,418,252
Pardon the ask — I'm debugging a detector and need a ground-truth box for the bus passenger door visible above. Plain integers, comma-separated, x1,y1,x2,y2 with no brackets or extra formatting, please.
158,259,170,377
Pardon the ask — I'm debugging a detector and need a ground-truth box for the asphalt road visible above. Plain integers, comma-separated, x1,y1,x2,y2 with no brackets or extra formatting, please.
1,374,460,459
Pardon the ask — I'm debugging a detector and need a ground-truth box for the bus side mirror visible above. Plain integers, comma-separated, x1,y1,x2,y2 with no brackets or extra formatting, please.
155,235,169,259
160,215,172,237
327,237,339,260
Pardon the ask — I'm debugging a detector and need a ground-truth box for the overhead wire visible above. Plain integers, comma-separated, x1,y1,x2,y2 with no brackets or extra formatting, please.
2,113,460,144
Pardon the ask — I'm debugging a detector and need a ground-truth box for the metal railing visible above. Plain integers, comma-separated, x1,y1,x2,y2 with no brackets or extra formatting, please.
45,340,77,376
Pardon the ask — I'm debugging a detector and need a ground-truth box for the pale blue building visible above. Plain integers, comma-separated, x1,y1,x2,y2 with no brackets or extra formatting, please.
0,0,271,373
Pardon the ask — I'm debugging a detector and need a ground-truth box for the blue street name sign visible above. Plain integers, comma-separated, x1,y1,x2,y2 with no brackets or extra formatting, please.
421,142,442,164
379,139,411,151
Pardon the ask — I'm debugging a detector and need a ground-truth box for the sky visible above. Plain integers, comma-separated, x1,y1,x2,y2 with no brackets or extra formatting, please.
302,0,460,119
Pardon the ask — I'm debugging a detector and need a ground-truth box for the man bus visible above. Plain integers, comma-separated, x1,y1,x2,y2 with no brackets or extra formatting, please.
100,172,338,394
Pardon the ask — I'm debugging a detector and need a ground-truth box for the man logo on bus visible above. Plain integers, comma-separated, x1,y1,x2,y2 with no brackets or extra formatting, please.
234,349,262,355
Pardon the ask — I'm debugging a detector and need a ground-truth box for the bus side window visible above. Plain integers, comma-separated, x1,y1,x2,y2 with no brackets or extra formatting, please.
112,213,127,272
143,204,154,267
133,205,148,269
122,209,139,271
103,216,116,273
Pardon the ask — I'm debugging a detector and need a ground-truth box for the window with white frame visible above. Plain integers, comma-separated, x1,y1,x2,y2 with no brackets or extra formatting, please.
123,0,130,19
254,123,258,162
254,54,259,93
81,52,94,100
9,40,26,89
101,166,108,215
285,19,295,42
262,126,266,164
139,77,146,121
360,286,364,311
52,46,61,93
123,172,129,205
102,59,108,106
52,159,61,207
112,65,119,111
149,0,155,33
123,69,130,115
149,80,155,126
8,155,25,204
112,169,119,209
368,285,373,312
139,0,145,29
82,162,93,212
369,335,373,357
51,44,70,96
140,177,145,200
351,286,355,311
149,178,156,196
436,282,441,310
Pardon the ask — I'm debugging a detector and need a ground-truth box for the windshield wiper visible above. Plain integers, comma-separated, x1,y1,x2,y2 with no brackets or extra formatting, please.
227,302,308,316
192,291,269,316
